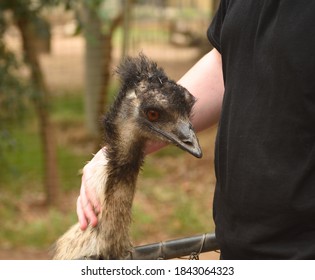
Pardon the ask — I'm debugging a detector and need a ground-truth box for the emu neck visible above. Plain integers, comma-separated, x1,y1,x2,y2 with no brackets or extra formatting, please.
105,139,145,192
105,121,146,180
104,105,146,173
100,119,145,259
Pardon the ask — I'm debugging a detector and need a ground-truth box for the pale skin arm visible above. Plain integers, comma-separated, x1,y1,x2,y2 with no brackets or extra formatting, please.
77,48,224,230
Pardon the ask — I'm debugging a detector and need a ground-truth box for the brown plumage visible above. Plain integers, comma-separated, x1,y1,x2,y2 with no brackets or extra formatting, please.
52,54,202,260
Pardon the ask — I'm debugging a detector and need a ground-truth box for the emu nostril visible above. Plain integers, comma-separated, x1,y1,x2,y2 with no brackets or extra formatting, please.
176,122,193,141
183,139,193,145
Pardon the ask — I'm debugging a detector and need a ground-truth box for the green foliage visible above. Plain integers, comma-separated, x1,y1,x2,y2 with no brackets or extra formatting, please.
0,0,76,14
83,0,104,10
0,41,29,167
0,0,76,171
0,1,35,165
0,47,28,121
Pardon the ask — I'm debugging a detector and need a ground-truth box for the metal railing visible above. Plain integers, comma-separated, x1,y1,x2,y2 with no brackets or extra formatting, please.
82,232,219,260
127,232,219,260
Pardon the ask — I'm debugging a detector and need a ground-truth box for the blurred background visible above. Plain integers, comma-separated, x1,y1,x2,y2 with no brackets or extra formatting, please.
0,0,219,259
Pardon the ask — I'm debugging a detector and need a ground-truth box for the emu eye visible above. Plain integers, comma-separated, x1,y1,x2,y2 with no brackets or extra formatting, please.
146,109,160,122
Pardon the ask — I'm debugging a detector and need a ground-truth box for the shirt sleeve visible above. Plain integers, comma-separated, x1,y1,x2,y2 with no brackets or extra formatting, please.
207,0,228,53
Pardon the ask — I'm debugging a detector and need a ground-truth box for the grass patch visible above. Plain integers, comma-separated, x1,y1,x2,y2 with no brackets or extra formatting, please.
52,93,84,119
170,199,208,235
0,121,88,194
0,206,77,248
131,204,155,241
0,124,43,195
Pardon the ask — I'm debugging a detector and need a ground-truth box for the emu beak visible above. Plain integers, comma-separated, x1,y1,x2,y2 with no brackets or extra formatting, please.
154,120,202,158
170,120,202,158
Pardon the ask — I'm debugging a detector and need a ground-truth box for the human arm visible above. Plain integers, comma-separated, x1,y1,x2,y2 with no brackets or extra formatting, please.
77,48,224,229
179,48,224,132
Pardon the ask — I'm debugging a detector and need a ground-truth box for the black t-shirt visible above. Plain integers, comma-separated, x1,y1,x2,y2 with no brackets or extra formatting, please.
208,0,315,259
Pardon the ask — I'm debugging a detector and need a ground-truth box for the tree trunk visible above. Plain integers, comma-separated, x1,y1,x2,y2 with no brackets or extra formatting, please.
81,3,126,150
81,5,103,140
15,17,60,206
121,0,132,58
97,12,124,121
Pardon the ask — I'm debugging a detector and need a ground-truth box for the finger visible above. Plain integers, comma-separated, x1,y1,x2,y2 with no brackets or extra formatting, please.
85,184,101,215
80,176,99,227
81,170,101,215
77,196,88,230
84,202,98,228
82,152,104,214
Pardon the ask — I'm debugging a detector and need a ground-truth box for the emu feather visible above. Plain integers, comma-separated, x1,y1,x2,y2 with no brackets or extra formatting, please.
52,54,202,260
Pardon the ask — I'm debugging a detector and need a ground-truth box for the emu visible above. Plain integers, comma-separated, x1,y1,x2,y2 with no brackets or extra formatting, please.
53,54,202,260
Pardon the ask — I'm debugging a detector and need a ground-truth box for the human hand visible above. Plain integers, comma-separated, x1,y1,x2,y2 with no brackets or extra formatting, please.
76,149,104,230
77,142,163,231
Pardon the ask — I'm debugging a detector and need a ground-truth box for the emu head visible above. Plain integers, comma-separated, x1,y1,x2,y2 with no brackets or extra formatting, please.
106,54,202,159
